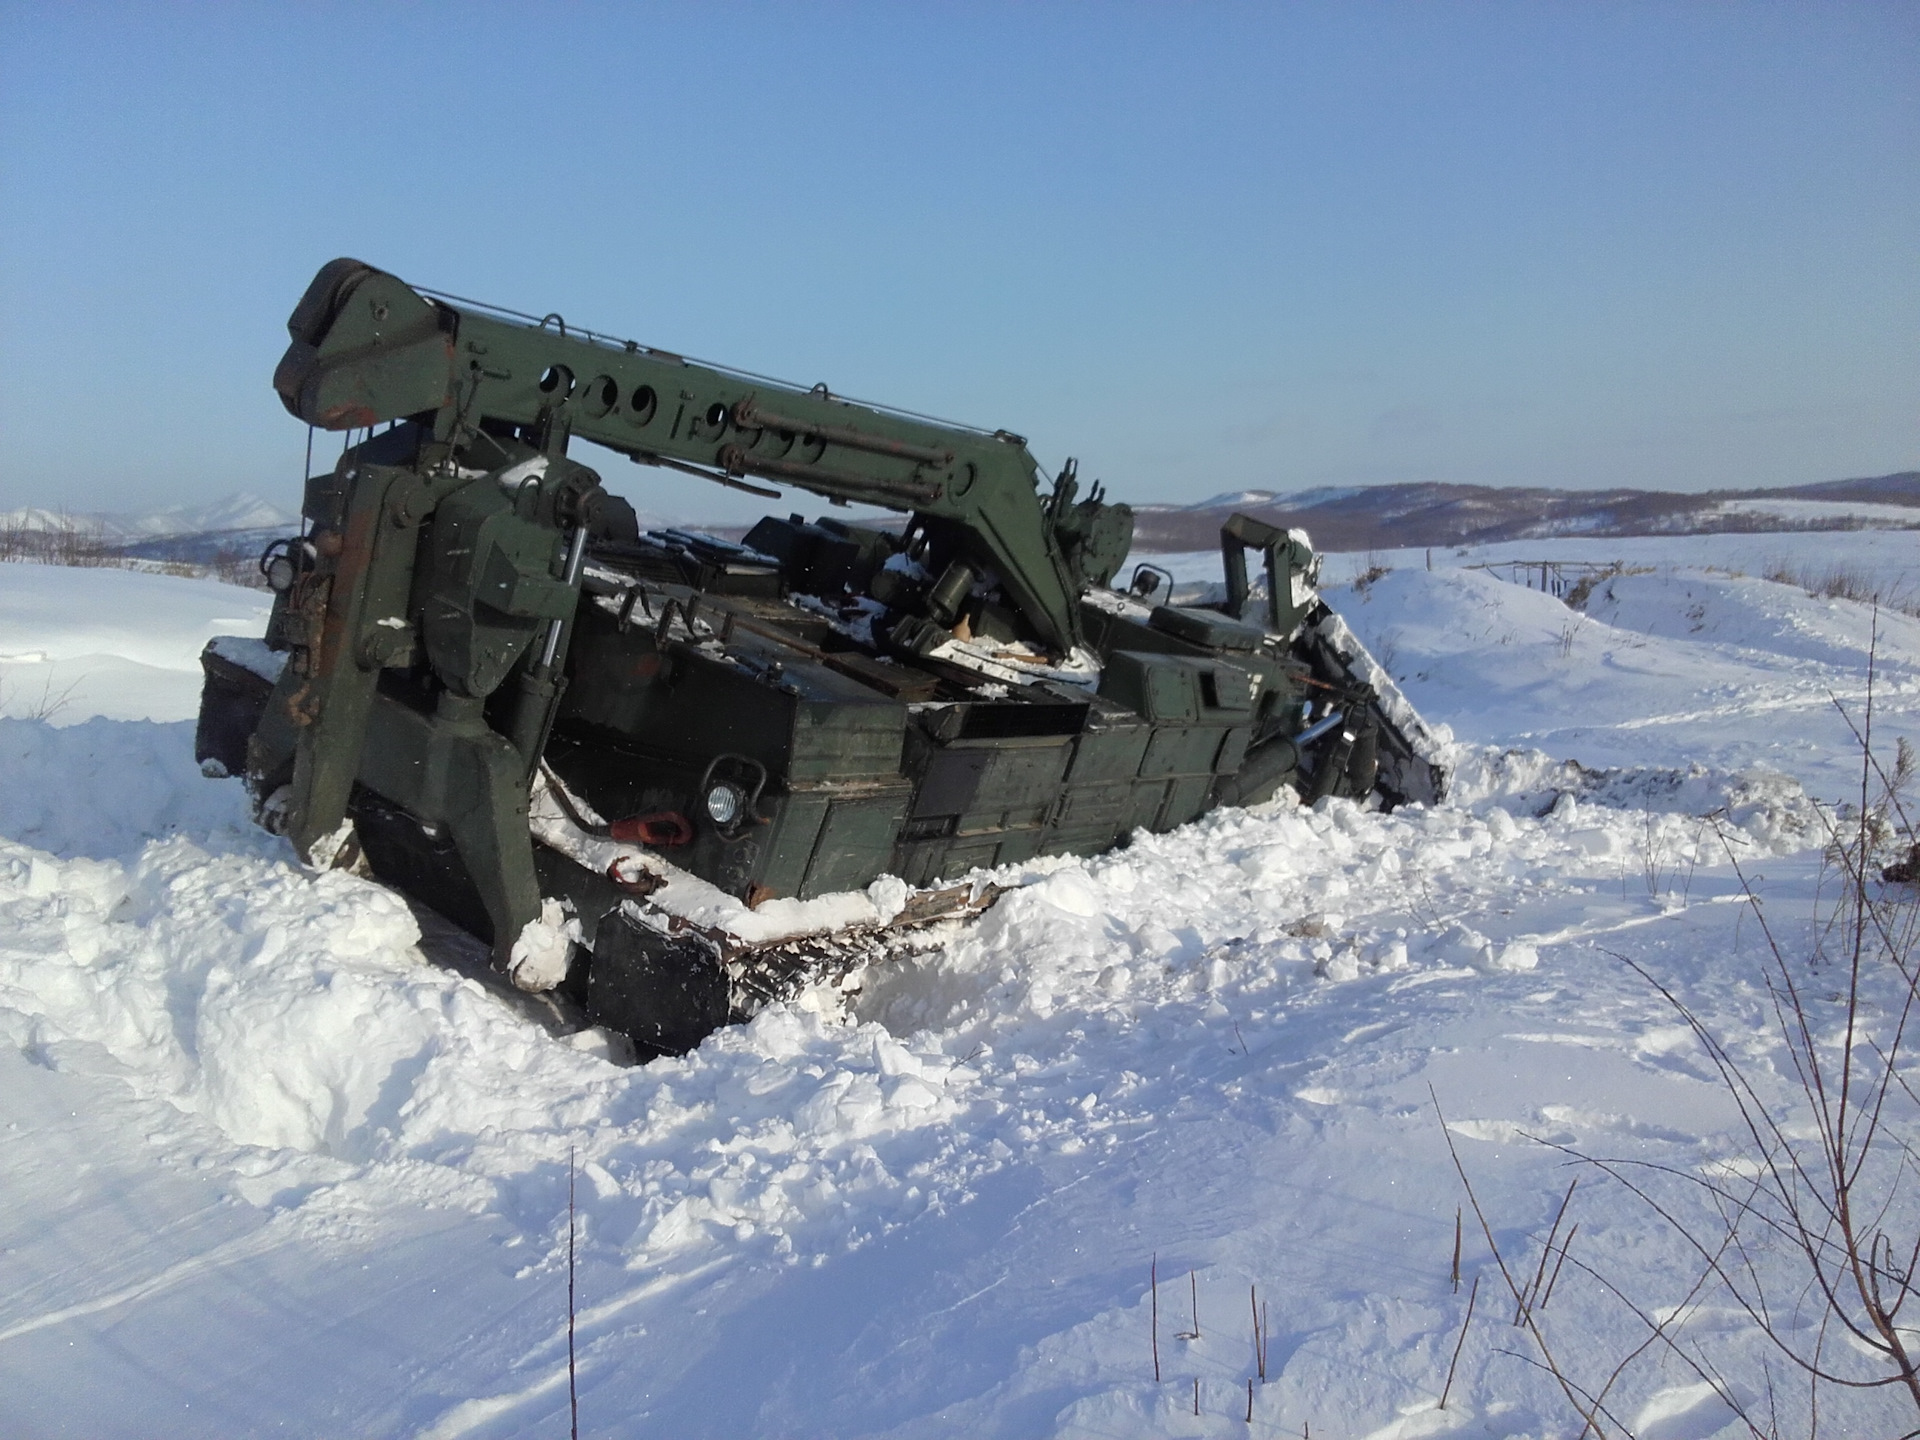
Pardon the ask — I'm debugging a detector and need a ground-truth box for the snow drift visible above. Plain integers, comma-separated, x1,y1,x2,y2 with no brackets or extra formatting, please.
0,534,1914,1438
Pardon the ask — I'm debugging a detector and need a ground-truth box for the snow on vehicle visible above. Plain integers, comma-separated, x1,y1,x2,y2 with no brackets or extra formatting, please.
196,259,1445,1056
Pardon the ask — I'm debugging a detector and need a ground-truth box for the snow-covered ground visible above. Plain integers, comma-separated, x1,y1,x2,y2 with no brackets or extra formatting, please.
1710,496,1920,528
1,536,1915,1438
0,563,273,724
1145,528,1919,604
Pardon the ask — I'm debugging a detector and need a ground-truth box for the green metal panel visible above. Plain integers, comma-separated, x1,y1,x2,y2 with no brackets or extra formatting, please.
912,735,1073,825
930,839,1001,878
1140,725,1223,780
790,693,907,783
1213,725,1253,776
802,789,912,897
754,791,830,899
992,829,1045,867
1126,779,1171,833
1063,706,1152,784
1157,775,1216,831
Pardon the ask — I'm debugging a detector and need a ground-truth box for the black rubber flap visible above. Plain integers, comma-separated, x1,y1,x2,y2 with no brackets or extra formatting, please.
587,913,732,1058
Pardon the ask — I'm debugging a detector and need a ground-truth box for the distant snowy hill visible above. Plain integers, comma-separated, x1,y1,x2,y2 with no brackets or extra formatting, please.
0,492,299,541
1132,469,1920,551
1,490,693,566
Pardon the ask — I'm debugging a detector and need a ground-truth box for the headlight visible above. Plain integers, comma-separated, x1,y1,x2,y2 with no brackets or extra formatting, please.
704,782,743,826
259,537,313,593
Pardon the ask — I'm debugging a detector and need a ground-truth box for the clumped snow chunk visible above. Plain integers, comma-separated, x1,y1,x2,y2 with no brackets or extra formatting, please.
507,897,581,992
1446,746,1826,854
303,817,358,871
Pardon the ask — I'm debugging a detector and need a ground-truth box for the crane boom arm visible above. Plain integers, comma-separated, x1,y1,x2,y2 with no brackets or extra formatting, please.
272,260,1129,654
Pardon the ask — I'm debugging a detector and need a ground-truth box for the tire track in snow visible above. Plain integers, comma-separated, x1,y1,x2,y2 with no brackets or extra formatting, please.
0,1222,287,1344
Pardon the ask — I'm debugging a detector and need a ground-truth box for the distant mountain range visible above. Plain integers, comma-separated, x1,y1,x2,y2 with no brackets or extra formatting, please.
1128,471,1920,553
4,472,1915,566
0,494,300,541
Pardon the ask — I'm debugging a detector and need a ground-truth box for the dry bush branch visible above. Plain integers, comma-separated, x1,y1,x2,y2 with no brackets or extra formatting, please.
1539,642,1920,1434
1432,1085,1612,1435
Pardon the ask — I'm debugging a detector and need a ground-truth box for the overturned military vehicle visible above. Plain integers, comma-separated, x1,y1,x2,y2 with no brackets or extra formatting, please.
196,259,1445,1057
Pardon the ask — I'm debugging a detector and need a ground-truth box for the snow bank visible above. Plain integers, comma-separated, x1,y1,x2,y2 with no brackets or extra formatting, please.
0,718,252,859
1445,746,1826,853
0,815,991,1238
0,560,271,723
0,550,1912,1437
1318,563,1919,802
1582,567,1920,669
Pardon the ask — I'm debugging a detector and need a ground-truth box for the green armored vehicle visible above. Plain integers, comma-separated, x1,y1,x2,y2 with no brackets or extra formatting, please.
197,260,1445,1057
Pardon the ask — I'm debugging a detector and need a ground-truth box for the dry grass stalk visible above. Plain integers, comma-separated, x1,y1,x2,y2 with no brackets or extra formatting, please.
1451,1207,1462,1294
1763,561,1920,619
1432,1085,1617,1437
1539,1224,1578,1312
1440,1272,1480,1410
568,1146,579,1440
1150,1255,1160,1382
1251,1283,1267,1381
1514,1179,1578,1326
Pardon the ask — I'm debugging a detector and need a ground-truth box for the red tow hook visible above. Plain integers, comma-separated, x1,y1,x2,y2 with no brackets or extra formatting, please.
606,855,663,897
609,812,693,847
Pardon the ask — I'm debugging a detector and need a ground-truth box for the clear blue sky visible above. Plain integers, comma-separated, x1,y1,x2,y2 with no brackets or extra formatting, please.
2,2,1915,523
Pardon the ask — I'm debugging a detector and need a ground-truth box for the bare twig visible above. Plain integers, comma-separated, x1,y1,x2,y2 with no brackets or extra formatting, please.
1452,1207,1462,1294
1440,1272,1479,1409
1432,1086,1609,1436
1516,1179,1578,1325
1151,1255,1161,1383
568,1146,579,1440
1251,1283,1264,1381
1540,1223,1578,1312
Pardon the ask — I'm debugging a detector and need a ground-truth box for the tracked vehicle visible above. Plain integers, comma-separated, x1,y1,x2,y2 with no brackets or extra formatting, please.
196,260,1445,1057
